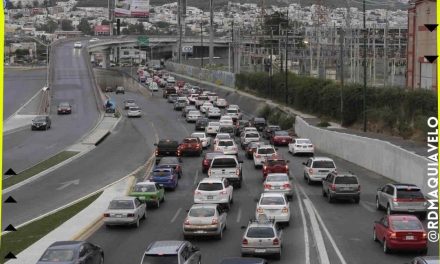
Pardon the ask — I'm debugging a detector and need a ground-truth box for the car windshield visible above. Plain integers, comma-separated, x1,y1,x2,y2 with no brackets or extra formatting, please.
59,103,70,107
34,116,46,121
246,133,259,138
40,249,75,262
211,158,237,168
334,176,358,184
153,170,172,176
189,207,216,217
312,161,335,168
260,196,285,205
183,138,198,144
254,118,266,123
129,107,140,111
142,255,179,264
227,109,238,113
266,160,286,166
108,200,134,209
396,189,424,199
246,227,275,238
209,122,220,127
218,141,234,147
391,219,423,230
189,111,199,115
258,148,275,154
274,131,289,136
267,175,289,182
219,127,234,133
134,185,156,192
191,133,205,139
297,139,312,144
198,182,223,191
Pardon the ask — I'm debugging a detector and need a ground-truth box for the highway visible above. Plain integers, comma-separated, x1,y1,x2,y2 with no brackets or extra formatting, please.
3,41,100,172
88,85,439,264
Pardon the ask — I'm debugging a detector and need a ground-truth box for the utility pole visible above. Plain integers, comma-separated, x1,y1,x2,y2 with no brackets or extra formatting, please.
339,28,344,125
177,0,182,63
200,22,204,67
231,21,235,73
285,9,289,105
209,0,214,65
362,0,367,132
270,28,273,91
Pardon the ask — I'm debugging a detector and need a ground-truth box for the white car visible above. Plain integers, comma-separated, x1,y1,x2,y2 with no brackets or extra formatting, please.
228,104,240,111
186,110,202,122
206,107,222,118
225,108,242,120
256,193,290,225
127,106,142,117
303,157,336,184
74,41,82,48
214,139,238,155
206,92,218,102
240,131,261,149
243,127,258,134
167,76,176,84
205,122,221,135
288,138,314,155
200,102,214,113
263,173,293,199
215,98,228,108
183,204,227,239
191,132,211,148
89,38,100,42
219,116,234,126
196,95,210,108
214,133,231,146
149,82,159,92
194,178,234,208
103,196,147,228
253,145,277,168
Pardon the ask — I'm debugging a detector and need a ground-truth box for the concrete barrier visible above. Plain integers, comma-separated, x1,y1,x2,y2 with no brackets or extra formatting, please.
295,116,430,193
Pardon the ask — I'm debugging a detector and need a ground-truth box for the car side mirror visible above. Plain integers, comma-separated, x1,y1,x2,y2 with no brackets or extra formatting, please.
240,225,247,229
154,143,158,146
288,176,293,180
302,162,307,166
238,159,243,163
192,246,200,252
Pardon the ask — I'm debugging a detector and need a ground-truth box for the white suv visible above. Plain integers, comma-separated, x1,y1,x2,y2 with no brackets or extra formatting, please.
194,178,234,209
253,145,277,168
214,139,238,155
302,157,336,184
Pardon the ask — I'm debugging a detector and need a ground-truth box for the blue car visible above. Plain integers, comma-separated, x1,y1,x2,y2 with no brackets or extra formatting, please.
150,167,178,190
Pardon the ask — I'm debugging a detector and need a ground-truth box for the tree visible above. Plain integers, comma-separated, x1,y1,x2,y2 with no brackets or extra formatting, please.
77,18,92,35
121,28,130,35
101,19,110,25
13,13,24,19
61,19,74,31
36,19,58,33
32,0,39,7
17,1,23,9
156,21,170,29
25,3,32,8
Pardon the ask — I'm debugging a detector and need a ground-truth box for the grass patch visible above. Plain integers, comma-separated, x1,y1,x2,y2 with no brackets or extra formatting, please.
3,151,79,189
0,192,102,259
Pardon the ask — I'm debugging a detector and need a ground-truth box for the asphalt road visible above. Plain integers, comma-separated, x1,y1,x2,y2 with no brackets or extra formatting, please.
4,68,46,119
88,86,439,264
3,41,100,172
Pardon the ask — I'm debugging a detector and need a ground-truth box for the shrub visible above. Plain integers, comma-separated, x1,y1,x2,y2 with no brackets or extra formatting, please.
258,105,272,119
278,115,295,130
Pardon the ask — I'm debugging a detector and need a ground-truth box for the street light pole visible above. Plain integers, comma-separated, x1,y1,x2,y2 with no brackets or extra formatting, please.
362,0,367,132
201,22,204,67
46,44,49,87
285,9,289,105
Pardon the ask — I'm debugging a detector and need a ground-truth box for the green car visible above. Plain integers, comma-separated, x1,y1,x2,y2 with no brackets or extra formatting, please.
129,182,165,208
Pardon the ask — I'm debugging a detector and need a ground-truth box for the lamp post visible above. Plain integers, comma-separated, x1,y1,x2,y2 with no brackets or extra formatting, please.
362,0,367,132
200,22,204,67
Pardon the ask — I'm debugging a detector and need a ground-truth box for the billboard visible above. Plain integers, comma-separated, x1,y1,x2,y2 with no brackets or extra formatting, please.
114,0,150,18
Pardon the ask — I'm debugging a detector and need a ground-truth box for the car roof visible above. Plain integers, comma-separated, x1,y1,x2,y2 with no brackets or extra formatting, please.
260,192,286,198
311,157,334,161
388,214,421,221
257,145,274,149
204,151,224,158
392,183,419,189
190,203,218,209
135,182,156,186
266,173,289,177
199,178,223,183
146,240,186,254
49,241,83,249
212,155,238,160
112,196,135,201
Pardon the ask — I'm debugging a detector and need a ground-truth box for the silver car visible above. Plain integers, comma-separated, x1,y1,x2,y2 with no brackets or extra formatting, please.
103,197,147,228
376,183,427,219
124,99,136,109
183,204,227,239
302,157,336,184
263,173,293,200
241,216,282,259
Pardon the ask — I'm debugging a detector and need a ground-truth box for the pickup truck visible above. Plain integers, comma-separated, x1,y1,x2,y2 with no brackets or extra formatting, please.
154,139,181,164
208,155,243,188
163,87,177,98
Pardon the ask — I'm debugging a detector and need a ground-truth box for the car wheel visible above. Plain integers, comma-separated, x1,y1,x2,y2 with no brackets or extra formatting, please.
31,127,35,131
383,239,390,254
183,234,191,240
375,197,382,210
230,197,234,204
161,195,165,202
217,228,223,240
322,188,327,197
304,173,307,180
386,204,392,215
373,228,378,242
99,255,104,264
420,247,428,255
197,258,201,264
327,193,333,203
135,217,140,228
156,199,160,208
354,197,360,204
307,177,312,185
274,249,282,260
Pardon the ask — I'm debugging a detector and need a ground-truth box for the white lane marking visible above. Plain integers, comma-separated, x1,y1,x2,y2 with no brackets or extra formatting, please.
171,208,182,223
150,122,159,142
360,201,376,213
236,207,242,223
193,170,199,185
303,199,330,264
56,179,80,190
296,184,349,264
294,185,310,264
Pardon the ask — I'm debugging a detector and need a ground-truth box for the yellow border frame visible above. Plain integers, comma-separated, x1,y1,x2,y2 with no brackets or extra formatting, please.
0,0,5,247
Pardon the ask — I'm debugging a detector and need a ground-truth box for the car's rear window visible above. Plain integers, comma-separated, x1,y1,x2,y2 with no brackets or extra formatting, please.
189,207,216,217
184,138,198,143
59,103,70,107
266,175,289,182
142,255,178,264
391,219,423,230
108,200,134,209
177,99,186,103
258,148,275,155
312,161,335,168
219,140,234,147
274,131,289,136
152,170,172,176
129,107,140,111
134,185,156,192
216,134,230,140
227,109,238,113
297,139,312,144
246,133,259,138
158,140,178,147
209,122,220,126
334,176,358,184
211,158,237,168
260,196,285,205
246,227,275,238
199,96,209,100
198,182,223,191
266,160,286,166
219,127,234,133
396,189,424,199
40,249,75,262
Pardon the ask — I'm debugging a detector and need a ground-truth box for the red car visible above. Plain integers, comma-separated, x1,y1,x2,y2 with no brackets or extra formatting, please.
373,215,428,254
176,80,185,88
178,137,203,156
262,156,290,178
201,151,223,173
270,130,292,146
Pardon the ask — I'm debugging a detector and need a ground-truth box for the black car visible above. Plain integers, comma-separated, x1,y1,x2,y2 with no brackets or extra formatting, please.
154,139,181,164
195,117,209,131
105,86,114,92
263,125,281,139
32,115,51,130
219,258,267,264
37,241,104,264
251,117,267,131
235,119,251,136
57,102,72,114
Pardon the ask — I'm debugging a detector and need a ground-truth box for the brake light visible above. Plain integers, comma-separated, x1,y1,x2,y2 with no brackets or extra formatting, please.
283,183,291,188
257,207,264,213
282,207,289,213
127,213,135,217
242,239,248,245
330,184,336,191
423,232,427,239
208,170,211,176
220,190,227,195
309,144,313,148
236,168,240,176
357,185,361,191
194,191,201,195
388,231,397,239
203,160,209,165
184,218,190,225
155,149,158,156
285,165,289,170
264,184,272,189
263,166,267,170
273,238,280,245
103,213,110,217
212,218,218,224
255,154,261,158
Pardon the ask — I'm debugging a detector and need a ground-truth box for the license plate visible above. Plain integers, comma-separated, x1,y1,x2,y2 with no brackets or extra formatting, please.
255,249,266,253
195,230,206,233
207,195,213,200
406,235,415,240
273,186,280,189
342,187,350,191
115,214,122,218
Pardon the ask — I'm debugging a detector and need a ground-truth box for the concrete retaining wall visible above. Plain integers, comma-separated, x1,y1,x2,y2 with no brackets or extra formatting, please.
295,116,429,193
166,62,235,88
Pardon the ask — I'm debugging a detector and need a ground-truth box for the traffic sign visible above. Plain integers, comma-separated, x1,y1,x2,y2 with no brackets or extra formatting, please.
137,36,149,46
182,46,193,53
